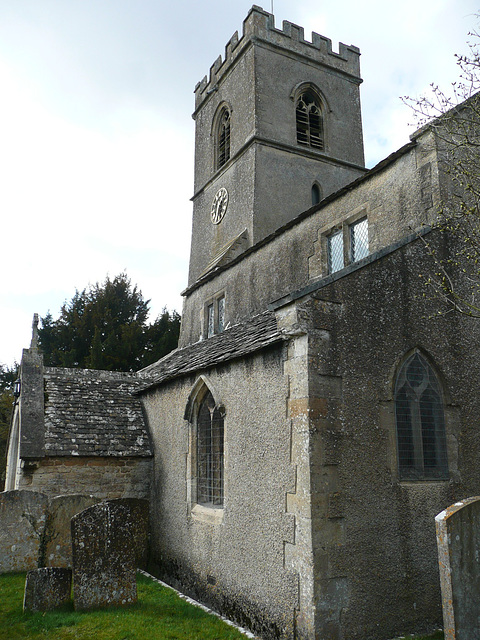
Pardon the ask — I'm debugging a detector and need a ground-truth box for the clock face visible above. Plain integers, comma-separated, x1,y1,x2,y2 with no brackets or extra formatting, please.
211,187,229,224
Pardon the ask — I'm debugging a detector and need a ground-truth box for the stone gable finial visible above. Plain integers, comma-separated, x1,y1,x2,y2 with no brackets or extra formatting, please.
31,313,39,351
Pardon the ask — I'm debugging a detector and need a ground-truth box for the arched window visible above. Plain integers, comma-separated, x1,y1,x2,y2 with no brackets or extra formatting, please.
216,107,231,170
394,352,448,480
296,89,324,150
197,390,224,506
311,183,321,206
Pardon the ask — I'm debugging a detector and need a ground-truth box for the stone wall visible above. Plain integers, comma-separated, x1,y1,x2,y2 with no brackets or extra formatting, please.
180,130,438,347
17,457,152,501
290,229,480,639
143,346,299,640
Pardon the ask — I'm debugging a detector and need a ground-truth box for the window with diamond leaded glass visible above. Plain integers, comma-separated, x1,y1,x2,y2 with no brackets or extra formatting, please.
197,390,224,506
325,216,369,275
328,230,344,274
296,90,324,150
350,217,369,262
394,352,448,480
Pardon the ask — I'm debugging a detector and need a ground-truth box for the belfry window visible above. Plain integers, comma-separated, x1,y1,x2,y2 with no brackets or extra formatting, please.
216,108,231,170
394,352,448,480
296,90,324,150
197,390,224,506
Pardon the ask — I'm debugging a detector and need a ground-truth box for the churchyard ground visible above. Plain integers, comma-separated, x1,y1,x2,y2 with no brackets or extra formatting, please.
0,572,445,640
0,572,248,640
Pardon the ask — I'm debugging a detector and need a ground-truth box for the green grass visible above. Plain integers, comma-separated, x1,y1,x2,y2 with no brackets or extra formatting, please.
0,572,249,640
0,572,447,640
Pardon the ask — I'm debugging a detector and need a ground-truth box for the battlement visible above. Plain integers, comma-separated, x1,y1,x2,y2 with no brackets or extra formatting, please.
194,5,361,111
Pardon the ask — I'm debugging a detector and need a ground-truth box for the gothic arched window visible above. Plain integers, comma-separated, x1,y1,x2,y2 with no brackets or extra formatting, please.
216,107,231,170
296,89,324,150
197,390,224,506
311,183,321,206
394,352,448,480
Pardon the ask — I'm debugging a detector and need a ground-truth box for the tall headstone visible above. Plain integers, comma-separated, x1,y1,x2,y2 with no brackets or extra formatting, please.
109,498,149,569
0,490,48,573
435,496,480,640
71,501,137,610
45,494,100,568
23,568,72,612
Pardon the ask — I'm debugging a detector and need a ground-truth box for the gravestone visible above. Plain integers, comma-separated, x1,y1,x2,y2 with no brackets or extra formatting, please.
0,490,49,573
45,494,100,568
435,496,480,640
71,501,137,610
23,567,72,612
109,498,149,569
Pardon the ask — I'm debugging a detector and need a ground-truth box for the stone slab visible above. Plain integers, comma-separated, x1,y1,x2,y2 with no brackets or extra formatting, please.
436,496,480,640
23,567,72,612
0,490,48,573
71,501,137,610
45,494,101,568
109,498,149,569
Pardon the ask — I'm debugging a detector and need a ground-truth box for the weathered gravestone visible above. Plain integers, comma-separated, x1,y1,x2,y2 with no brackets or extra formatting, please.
71,501,137,610
0,490,48,573
23,567,72,612
109,498,149,569
45,494,100,568
435,496,480,640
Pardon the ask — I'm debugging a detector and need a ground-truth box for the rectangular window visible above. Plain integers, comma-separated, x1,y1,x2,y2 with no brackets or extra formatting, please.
350,217,369,262
205,294,226,338
328,230,344,274
325,216,369,275
207,304,214,338
217,296,225,333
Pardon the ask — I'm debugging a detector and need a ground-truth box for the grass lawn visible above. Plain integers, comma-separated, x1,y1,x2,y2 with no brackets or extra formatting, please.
0,572,446,640
0,572,249,640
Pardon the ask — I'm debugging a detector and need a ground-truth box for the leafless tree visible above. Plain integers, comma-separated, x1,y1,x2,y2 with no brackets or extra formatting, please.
403,23,480,317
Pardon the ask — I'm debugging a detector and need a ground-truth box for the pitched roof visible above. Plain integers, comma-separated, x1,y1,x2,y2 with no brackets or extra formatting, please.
43,367,152,457
138,310,285,392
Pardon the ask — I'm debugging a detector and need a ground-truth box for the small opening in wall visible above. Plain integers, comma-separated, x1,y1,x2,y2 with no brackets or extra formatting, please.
312,183,321,206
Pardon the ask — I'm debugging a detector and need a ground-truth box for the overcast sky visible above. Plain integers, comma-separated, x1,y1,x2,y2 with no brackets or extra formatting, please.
0,0,478,366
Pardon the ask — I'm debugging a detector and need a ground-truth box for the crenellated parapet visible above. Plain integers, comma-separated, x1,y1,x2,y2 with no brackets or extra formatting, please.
194,5,361,111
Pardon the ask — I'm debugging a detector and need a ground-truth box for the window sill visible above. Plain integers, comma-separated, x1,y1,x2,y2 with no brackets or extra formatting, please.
191,503,224,525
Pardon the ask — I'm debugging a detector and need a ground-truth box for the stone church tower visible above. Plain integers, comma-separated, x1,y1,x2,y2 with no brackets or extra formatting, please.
187,5,366,292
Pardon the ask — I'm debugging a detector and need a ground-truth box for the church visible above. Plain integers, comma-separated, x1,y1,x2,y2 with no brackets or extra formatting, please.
5,6,480,639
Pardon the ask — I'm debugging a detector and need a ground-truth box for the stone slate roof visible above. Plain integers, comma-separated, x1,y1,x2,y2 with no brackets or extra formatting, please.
43,368,152,457
138,310,285,391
